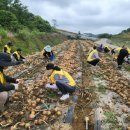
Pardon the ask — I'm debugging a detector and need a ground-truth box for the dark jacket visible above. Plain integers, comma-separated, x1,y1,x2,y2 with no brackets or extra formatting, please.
43,50,54,57
0,69,17,92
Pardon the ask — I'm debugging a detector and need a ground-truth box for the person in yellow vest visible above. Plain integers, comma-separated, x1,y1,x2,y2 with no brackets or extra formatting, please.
111,47,122,60
45,63,76,101
97,44,110,53
0,53,22,111
12,48,25,62
87,46,102,66
104,46,110,53
3,42,13,54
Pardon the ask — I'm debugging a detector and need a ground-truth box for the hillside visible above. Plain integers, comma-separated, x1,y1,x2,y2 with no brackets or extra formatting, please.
0,30,67,55
0,0,67,55
110,32,130,48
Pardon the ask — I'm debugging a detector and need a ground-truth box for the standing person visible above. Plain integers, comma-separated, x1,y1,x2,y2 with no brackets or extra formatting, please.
45,63,76,101
12,48,25,62
43,45,55,61
117,47,128,69
3,42,13,54
0,53,22,111
87,46,102,66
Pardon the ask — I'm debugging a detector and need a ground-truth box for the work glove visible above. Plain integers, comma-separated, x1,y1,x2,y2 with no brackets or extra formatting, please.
13,84,19,90
23,59,26,62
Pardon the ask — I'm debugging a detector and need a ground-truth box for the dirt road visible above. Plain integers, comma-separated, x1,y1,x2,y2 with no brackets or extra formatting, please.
95,38,118,49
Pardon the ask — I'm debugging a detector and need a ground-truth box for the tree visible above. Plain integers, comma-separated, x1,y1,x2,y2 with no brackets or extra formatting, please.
33,16,52,32
0,10,19,31
52,19,58,28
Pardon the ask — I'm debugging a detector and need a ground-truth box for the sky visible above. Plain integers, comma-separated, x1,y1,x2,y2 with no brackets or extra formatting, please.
21,0,130,34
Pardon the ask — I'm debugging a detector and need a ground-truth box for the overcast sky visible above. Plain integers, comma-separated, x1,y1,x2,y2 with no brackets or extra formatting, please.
21,0,130,34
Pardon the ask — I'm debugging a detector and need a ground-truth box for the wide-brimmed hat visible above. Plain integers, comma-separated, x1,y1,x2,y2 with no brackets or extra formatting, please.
44,45,51,52
0,53,18,67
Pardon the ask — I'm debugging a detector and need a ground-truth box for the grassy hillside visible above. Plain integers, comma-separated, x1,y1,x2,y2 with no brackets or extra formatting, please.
110,33,130,48
0,29,67,55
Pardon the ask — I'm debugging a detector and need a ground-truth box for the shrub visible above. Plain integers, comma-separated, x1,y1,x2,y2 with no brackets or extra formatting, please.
0,27,7,38
17,28,31,41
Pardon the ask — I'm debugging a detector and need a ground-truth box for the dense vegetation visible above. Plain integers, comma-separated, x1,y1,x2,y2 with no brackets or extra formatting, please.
0,0,66,54
0,0,52,32
110,28,130,48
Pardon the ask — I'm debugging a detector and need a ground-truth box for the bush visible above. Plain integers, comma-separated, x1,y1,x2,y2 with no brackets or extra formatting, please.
98,33,112,38
0,10,19,31
17,28,31,41
0,27,7,38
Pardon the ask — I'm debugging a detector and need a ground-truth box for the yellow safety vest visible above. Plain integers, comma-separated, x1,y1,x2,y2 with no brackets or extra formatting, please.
4,45,11,54
114,47,121,57
87,49,98,62
105,46,110,50
0,72,6,85
13,51,20,61
50,70,76,86
127,48,130,54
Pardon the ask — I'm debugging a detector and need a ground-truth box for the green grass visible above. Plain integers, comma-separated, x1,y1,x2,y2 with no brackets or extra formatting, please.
110,33,130,48
97,84,106,94
0,28,67,55
124,64,130,71
104,111,118,127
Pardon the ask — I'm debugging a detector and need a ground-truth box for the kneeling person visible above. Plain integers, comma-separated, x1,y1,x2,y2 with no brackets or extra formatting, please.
46,63,76,101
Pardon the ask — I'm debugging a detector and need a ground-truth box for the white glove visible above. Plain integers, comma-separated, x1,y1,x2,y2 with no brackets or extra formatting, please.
13,84,19,90
23,59,26,62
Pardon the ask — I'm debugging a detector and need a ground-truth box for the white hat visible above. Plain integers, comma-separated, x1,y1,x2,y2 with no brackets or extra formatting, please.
44,45,51,52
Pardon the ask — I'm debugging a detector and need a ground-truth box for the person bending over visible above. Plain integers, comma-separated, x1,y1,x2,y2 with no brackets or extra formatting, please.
45,63,76,101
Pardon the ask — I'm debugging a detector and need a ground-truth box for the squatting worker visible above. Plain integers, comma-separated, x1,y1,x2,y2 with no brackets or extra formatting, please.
111,47,122,60
45,63,76,101
104,46,110,53
12,48,25,62
0,53,22,111
43,45,55,61
3,42,13,55
117,47,128,69
87,46,103,66
97,44,110,53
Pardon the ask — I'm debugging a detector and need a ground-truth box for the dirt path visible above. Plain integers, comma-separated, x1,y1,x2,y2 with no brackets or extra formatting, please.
95,38,118,49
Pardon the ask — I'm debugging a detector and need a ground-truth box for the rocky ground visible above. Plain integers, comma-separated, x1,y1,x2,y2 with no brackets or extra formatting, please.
0,40,130,130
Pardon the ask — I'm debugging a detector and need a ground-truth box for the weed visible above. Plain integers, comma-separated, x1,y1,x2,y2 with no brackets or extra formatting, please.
97,84,106,94
104,111,118,125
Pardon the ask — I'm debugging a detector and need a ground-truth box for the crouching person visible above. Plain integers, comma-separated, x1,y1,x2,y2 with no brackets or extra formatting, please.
43,45,55,61
12,48,25,62
87,46,101,66
0,53,22,111
45,63,76,101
